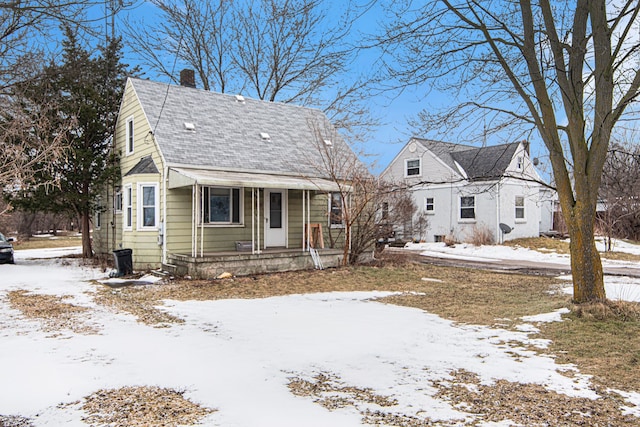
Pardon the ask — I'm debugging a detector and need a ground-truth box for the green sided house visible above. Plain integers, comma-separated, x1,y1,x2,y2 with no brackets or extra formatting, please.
94,71,358,277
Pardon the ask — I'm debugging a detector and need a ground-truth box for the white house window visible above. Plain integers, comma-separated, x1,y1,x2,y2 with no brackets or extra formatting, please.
126,116,134,155
515,195,525,220
114,189,122,213
124,185,132,230
329,192,344,227
516,156,523,170
460,196,475,220
406,159,421,176
425,197,434,213
202,187,242,224
137,183,159,229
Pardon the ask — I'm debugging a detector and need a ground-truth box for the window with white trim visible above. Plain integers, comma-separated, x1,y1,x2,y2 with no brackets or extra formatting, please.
125,116,134,155
405,159,421,176
124,185,132,230
515,195,525,220
201,187,242,224
460,196,475,220
425,197,434,213
516,156,523,170
329,192,345,227
138,183,159,229
114,189,122,213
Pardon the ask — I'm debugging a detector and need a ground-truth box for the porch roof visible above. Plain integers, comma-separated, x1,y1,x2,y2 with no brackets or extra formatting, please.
168,167,342,192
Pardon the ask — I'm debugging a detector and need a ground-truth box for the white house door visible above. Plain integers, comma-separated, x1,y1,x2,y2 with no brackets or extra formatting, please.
265,189,287,247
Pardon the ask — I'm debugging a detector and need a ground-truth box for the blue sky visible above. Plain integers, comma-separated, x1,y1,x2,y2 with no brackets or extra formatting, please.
82,0,550,177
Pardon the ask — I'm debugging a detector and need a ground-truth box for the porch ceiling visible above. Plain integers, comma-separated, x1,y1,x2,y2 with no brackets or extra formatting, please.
168,167,343,192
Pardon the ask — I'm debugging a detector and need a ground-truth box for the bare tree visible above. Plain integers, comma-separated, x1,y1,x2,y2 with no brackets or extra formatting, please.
0,85,74,203
125,0,377,142
598,141,640,249
379,0,640,303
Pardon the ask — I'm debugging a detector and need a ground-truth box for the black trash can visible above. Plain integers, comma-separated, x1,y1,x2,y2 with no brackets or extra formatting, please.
112,249,133,277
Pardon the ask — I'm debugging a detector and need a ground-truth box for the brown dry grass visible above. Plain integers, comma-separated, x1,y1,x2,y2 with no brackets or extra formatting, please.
289,369,639,426
94,260,568,329
6,290,98,334
544,302,640,392
12,236,82,250
78,386,213,427
505,236,640,262
504,236,570,254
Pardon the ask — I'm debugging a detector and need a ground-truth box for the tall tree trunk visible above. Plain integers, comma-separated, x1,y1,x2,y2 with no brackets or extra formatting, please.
565,202,606,303
81,210,92,258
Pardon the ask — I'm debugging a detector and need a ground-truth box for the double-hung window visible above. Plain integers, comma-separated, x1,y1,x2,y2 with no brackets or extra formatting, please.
125,116,134,155
425,197,434,213
406,159,421,176
124,185,132,230
515,196,525,220
137,183,159,229
202,187,242,224
460,196,475,220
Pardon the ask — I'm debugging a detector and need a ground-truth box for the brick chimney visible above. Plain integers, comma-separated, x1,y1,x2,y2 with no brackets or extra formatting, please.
180,69,196,88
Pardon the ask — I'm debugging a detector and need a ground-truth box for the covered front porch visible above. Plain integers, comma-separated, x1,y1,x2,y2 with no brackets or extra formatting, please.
164,167,347,277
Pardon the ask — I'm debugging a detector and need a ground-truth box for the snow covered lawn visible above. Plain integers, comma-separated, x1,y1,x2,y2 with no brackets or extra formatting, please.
1,246,639,426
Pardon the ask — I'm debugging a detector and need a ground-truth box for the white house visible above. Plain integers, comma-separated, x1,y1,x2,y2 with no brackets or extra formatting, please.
381,138,547,243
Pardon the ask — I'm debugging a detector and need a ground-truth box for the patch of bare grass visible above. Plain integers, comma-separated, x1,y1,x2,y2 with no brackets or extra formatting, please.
78,386,213,427
503,236,570,254
0,414,33,427
432,370,637,426
542,302,640,392
93,286,184,327
600,250,640,262
12,236,82,250
288,372,397,411
6,290,97,334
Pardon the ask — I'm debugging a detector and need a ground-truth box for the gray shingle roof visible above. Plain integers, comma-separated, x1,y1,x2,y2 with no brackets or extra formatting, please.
414,138,519,181
129,78,357,179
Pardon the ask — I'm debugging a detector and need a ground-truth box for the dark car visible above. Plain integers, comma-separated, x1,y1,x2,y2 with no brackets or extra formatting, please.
0,232,15,264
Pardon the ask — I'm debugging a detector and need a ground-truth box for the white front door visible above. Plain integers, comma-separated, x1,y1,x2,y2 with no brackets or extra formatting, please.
265,189,287,247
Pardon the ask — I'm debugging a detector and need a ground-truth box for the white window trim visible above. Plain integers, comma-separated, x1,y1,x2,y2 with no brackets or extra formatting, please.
458,195,476,223
137,183,159,231
125,115,134,156
425,196,435,214
329,192,346,229
114,189,123,213
405,158,421,177
515,195,526,223
200,186,244,226
516,156,524,171
124,184,133,231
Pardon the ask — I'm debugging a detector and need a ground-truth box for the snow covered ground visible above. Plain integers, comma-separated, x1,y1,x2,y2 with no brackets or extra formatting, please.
1,244,639,426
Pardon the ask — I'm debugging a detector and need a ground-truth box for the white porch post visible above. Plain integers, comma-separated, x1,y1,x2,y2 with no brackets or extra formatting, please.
301,189,306,253
256,188,261,254
306,190,311,251
191,184,196,257
251,187,255,255
199,183,204,258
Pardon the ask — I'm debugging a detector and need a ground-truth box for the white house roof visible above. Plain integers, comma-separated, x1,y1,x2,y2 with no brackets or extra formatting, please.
129,78,357,180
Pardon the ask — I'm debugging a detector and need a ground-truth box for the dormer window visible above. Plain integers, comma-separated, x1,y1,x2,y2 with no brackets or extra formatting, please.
516,156,523,170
